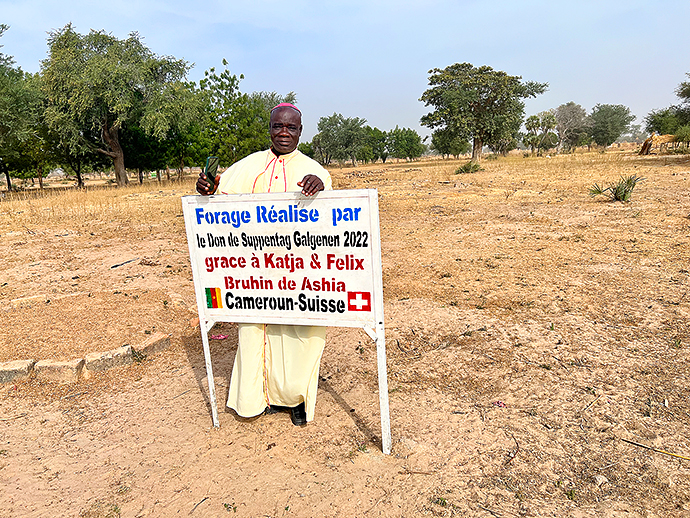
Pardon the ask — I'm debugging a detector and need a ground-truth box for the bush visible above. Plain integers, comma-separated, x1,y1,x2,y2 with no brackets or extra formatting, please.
589,174,644,202
455,161,483,174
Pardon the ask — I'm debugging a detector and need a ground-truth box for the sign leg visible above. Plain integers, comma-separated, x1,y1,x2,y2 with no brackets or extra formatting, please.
375,324,392,455
200,321,220,427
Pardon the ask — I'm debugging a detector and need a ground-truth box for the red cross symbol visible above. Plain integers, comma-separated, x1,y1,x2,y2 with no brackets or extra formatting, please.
347,291,371,311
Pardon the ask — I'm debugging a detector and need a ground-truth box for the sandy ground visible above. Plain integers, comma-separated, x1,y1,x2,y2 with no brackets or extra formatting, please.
2,151,690,517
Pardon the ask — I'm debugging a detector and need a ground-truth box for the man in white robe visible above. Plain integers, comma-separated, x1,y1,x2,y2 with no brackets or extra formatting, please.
196,103,331,425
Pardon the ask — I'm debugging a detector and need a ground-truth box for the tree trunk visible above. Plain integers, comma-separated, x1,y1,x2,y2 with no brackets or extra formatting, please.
138,168,144,184
76,168,84,188
3,166,12,191
471,138,483,162
101,120,127,186
38,165,44,189
166,167,170,181
156,170,161,183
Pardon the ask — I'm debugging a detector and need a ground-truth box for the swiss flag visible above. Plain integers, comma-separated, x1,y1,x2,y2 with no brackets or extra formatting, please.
347,291,371,311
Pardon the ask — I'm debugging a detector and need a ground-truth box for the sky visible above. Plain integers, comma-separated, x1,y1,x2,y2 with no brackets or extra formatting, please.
1,0,688,141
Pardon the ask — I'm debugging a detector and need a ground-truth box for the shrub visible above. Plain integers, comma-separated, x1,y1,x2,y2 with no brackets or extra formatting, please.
589,174,644,202
455,161,483,174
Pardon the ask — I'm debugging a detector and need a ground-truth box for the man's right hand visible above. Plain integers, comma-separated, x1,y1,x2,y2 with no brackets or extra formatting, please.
196,172,220,195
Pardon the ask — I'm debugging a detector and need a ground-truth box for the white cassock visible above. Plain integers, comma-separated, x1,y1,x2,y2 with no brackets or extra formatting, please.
217,148,332,421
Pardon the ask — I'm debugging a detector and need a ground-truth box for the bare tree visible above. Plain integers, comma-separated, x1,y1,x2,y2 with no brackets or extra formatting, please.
554,102,588,152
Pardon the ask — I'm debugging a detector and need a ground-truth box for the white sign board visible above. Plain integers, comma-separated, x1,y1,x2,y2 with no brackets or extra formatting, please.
181,189,391,454
181,189,384,329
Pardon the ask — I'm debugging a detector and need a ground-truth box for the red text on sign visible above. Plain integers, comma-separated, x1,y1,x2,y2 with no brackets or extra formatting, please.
326,254,364,271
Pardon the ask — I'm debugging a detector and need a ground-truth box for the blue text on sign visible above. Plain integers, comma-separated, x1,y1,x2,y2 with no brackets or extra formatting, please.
332,207,362,226
195,208,250,229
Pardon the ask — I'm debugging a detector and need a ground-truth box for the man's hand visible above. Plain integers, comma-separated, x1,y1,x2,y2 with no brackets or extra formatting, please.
196,172,220,195
297,174,324,196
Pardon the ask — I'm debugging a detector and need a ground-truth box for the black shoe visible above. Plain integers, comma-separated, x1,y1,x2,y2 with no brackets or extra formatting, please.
263,406,279,415
290,402,307,426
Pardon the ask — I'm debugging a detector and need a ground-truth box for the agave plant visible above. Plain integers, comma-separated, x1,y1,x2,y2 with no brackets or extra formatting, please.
589,174,645,202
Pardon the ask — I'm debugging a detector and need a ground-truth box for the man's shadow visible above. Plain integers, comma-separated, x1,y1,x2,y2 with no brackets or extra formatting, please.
180,324,381,450
318,377,381,450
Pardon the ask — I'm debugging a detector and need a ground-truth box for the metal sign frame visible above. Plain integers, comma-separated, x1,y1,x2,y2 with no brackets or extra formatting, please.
181,189,391,454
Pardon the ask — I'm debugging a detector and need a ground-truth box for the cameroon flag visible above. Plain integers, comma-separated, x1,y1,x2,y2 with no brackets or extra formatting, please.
205,287,223,309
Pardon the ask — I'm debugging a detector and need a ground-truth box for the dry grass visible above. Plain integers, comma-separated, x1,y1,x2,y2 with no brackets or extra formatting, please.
0,181,189,237
2,150,690,516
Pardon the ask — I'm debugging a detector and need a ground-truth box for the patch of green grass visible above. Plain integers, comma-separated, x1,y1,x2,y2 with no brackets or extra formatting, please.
455,161,483,174
432,497,448,507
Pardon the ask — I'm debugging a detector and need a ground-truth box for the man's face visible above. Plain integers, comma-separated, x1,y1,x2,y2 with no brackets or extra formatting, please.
270,107,302,154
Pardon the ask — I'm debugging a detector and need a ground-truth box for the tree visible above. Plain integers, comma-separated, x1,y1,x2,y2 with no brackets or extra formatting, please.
431,128,470,158
0,25,44,191
589,104,635,148
420,62,547,161
312,113,367,166
388,126,425,160
41,24,192,186
312,113,341,165
644,106,688,135
677,73,690,105
554,102,589,151
367,127,389,163
121,123,168,183
523,111,557,155
298,141,314,159
197,62,296,168
338,116,367,166
675,125,690,149
643,73,690,143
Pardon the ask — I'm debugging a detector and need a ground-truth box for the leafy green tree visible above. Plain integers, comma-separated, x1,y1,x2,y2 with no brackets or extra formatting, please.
487,134,518,156
644,107,686,135
198,62,297,168
41,24,192,186
675,125,690,149
420,62,547,161
366,126,389,163
298,141,315,159
388,126,425,160
313,113,367,166
0,25,44,190
643,73,690,141
589,104,635,148
121,123,168,183
312,113,341,165
338,116,368,165
431,128,470,158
